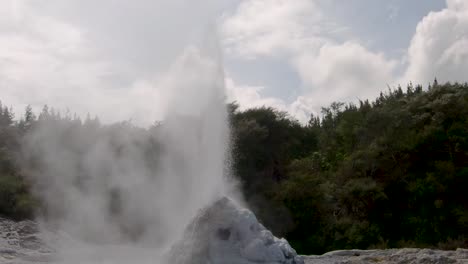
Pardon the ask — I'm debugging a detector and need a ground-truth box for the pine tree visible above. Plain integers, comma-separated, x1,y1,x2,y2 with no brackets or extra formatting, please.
19,105,36,131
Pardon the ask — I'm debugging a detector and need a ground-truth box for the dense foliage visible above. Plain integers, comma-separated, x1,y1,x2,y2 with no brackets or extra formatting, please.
0,81,467,253
0,104,37,219
230,82,468,253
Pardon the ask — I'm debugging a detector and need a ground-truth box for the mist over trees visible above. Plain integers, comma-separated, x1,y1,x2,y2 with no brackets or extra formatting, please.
0,81,467,253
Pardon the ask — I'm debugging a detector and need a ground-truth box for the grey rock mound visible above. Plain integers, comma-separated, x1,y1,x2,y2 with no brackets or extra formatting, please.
168,197,304,264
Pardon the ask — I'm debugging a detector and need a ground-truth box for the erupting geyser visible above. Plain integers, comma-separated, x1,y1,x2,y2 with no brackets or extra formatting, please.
15,30,302,264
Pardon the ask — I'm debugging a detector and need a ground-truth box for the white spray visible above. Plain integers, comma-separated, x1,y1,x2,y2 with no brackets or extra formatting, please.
21,40,237,263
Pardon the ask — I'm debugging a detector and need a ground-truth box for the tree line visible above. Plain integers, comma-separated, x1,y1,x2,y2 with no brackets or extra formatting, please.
230,81,468,253
0,81,467,253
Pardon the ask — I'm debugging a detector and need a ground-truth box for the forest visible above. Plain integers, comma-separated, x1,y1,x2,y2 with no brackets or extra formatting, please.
0,81,467,254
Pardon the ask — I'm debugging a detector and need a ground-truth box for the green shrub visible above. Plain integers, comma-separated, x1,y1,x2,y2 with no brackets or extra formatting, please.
0,173,36,219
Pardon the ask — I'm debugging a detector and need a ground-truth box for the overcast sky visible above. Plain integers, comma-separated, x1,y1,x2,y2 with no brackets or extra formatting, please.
1,0,467,124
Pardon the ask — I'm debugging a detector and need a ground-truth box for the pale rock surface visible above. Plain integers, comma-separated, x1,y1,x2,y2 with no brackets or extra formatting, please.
167,197,304,264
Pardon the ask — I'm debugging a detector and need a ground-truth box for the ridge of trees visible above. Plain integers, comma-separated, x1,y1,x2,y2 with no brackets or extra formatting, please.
230,81,468,253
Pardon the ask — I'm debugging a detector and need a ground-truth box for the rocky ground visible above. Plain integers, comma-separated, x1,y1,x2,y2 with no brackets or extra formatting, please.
0,217,54,263
304,248,468,264
1,217,467,263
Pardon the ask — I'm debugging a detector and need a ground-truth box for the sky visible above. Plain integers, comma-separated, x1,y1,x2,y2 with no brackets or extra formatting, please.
1,0,467,124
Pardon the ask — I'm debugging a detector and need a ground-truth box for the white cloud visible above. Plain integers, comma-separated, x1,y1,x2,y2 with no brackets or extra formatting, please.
222,0,397,122
446,0,468,11
404,0,468,84
294,42,397,104
222,0,325,58
0,6,101,110
225,77,315,123
225,77,286,110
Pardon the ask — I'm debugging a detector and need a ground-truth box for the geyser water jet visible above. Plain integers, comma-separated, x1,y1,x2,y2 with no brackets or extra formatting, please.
22,43,236,263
